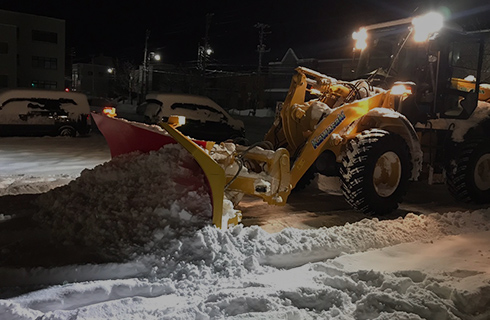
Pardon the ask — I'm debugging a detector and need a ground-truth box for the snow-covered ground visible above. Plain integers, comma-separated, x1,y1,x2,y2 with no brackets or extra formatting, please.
0,134,489,319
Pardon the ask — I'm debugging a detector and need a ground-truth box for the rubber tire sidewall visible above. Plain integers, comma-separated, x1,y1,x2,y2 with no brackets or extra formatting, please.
446,140,490,204
341,129,411,215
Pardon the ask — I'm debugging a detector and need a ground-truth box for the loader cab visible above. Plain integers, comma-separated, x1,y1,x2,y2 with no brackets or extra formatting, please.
358,26,486,124
397,31,485,123
433,32,485,120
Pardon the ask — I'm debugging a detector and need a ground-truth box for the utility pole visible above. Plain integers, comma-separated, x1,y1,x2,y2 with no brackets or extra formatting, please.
198,13,214,72
69,47,75,91
141,29,150,102
91,54,95,96
255,23,271,75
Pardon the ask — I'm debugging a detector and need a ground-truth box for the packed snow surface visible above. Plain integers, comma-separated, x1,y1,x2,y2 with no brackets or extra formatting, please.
0,135,110,196
1,136,490,319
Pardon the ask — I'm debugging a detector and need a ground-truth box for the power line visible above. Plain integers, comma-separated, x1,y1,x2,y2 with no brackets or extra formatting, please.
255,23,271,75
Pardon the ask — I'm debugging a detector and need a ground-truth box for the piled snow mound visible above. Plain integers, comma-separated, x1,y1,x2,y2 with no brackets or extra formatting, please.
35,144,212,257
137,209,490,281
2,210,490,319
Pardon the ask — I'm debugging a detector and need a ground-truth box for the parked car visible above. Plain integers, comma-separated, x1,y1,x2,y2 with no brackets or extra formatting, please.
142,93,245,142
0,89,91,137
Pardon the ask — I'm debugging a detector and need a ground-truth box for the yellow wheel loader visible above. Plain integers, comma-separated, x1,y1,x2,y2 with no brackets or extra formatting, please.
352,12,490,205
93,10,490,230
93,67,422,229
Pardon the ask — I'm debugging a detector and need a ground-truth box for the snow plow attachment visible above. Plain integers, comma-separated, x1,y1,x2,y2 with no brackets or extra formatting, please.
92,113,295,229
91,112,209,158
92,113,240,229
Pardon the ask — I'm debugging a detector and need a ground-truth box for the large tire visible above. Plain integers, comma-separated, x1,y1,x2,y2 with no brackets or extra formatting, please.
340,129,411,215
446,140,490,203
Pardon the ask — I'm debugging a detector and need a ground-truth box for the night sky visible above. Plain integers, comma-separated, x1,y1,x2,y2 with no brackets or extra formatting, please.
1,0,488,67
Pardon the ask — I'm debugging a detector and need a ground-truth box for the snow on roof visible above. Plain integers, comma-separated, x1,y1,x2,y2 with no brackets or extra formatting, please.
0,89,90,108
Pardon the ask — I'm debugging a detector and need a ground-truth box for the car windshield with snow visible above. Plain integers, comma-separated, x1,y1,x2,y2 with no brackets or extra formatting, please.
142,93,245,142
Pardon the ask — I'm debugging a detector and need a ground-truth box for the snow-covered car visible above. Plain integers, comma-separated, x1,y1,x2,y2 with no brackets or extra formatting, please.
0,89,91,137
141,93,245,142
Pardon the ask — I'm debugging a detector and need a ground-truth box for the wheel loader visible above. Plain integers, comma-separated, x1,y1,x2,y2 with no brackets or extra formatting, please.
351,12,490,204
93,66,422,229
93,11,490,230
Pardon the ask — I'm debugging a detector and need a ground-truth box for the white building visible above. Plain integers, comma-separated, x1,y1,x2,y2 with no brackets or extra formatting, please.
0,9,65,90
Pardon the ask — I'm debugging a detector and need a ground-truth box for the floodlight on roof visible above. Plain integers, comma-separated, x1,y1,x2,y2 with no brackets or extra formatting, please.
412,12,444,42
352,28,368,50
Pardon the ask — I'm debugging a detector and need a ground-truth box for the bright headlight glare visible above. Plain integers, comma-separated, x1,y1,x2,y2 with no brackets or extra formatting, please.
352,28,368,50
390,84,412,96
412,12,443,42
309,88,322,95
102,107,117,117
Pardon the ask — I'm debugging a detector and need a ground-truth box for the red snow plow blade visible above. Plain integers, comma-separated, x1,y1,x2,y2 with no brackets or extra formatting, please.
92,113,240,229
91,113,208,157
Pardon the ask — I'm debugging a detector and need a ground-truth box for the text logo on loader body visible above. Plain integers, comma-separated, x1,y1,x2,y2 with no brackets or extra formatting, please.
311,111,346,149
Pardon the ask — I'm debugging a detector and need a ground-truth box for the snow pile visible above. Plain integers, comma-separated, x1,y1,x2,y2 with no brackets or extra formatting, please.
35,144,212,257
258,210,490,267
2,210,490,319
133,209,490,292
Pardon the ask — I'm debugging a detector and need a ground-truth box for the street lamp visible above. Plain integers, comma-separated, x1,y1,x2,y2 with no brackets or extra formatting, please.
152,53,161,61
198,44,213,70
144,52,161,95
141,30,162,101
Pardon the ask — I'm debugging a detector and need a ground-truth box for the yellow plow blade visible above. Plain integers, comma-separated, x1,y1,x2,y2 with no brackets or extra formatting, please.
160,122,240,229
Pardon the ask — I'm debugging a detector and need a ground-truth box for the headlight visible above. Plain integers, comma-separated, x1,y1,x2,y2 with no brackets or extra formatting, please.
352,28,368,50
412,12,444,42
390,83,413,96
102,106,117,117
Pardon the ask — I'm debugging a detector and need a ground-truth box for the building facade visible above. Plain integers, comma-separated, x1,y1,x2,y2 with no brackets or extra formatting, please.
0,9,65,90
71,55,116,97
